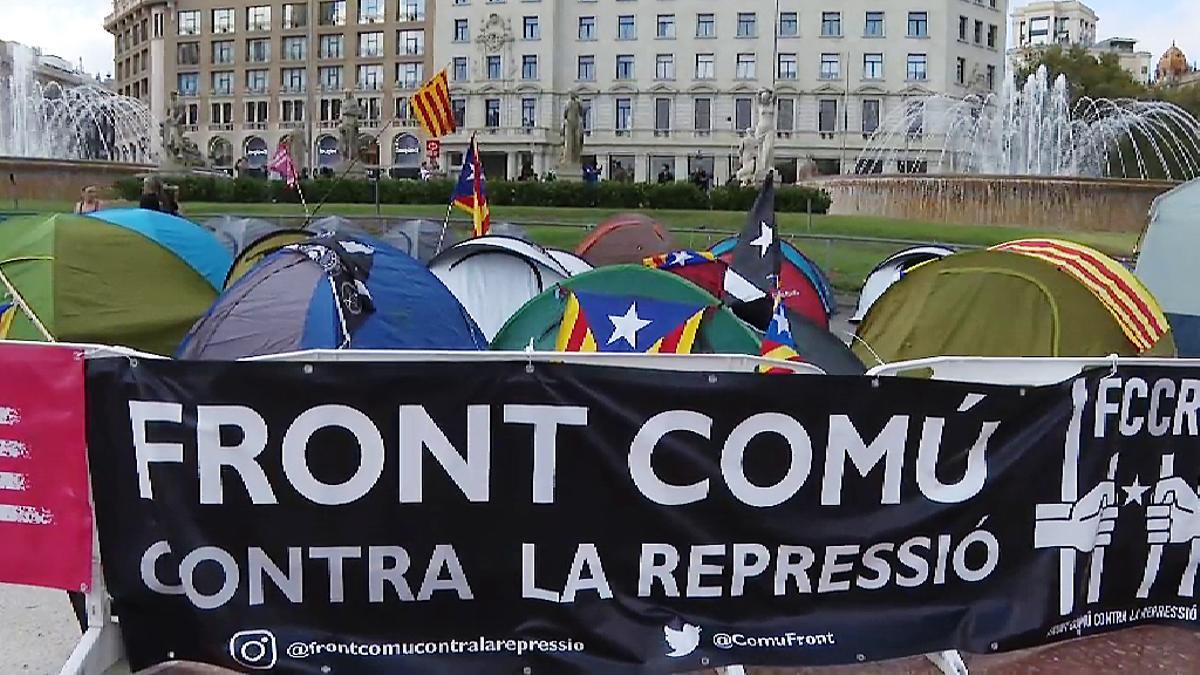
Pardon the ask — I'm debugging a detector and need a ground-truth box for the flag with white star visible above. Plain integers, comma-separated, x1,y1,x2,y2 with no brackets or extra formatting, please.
730,173,781,295
642,250,717,270
555,290,707,354
759,294,804,373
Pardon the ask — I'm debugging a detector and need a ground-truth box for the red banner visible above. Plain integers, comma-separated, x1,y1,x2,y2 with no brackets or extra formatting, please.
0,343,91,591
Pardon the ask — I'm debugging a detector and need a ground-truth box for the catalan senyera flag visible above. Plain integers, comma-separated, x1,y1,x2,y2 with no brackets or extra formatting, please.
555,290,706,354
759,295,805,373
411,69,456,138
990,238,1171,353
451,135,491,237
0,302,16,339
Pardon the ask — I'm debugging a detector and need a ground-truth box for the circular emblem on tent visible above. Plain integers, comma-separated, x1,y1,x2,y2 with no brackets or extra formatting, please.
340,281,362,314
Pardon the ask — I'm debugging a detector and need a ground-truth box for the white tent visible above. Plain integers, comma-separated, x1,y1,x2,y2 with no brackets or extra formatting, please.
852,245,955,323
545,248,594,276
429,236,580,340
1135,177,1200,355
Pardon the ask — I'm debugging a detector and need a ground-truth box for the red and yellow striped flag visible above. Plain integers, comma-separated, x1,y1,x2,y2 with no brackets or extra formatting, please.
410,69,456,138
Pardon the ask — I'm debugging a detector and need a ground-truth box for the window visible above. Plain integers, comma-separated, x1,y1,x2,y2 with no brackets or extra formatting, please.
451,98,466,127
177,42,199,66
777,98,794,132
820,53,840,80
907,53,928,81
246,101,268,124
318,65,342,90
399,0,424,22
212,71,233,95
319,97,341,121
862,100,880,134
212,41,234,64
865,11,884,37
655,54,675,79
821,12,841,37
246,69,268,93
618,16,635,40
987,25,997,49
735,97,752,131
283,36,307,61
246,39,270,63
211,9,234,33
819,99,838,133
736,53,756,79
178,10,200,35
959,16,968,41
319,1,346,26
283,3,307,29
358,97,381,122
358,32,383,57
908,12,928,38
319,34,343,58
453,57,468,81
485,99,500,128
956,57,965,84
987,65,996,90
578,16,595,40
177,72,198,95
357,64,383,89
397,29,423,55
696,14,714,38
359,0,383,23
581,99,593,132
487,55,501,79
454,19,469,42
521,98,536,128
396,62,422,87
282,100,305,122
907,100,925,136
153,12,164,37
777,54,797,79
523,16,539,40
522,55,538,80
654,98,671,133
863,53,883,79
779,12,798,37
694,98,711,133
736,13,757,38
616,54,634,79
974,20,983,45
247,5,271,31
695,53,714,79
578,55,595,80
282,67,306,92
615,98,632,132
211,101,233,124
657,14,675,39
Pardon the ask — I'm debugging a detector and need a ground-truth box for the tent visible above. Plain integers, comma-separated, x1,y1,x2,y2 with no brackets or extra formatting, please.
429,236,579,340
179,233,486,359
224,229,314,288
853,239,1175,364
85,209,233,290
782,309,866,376
0,213,222,355
709,237,835,328
201,215,283,256
575,214,675,266
310,215,367,237
851,245,955,323
377,219,464,263
1135,177,1200,355
491,265,760,355
546,249,593,275
490,221,531,242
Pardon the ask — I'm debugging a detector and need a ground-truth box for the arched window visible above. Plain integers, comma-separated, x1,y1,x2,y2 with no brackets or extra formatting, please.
209,137,233,166
316,134,339,169
244,136,268,168
392,133,420,168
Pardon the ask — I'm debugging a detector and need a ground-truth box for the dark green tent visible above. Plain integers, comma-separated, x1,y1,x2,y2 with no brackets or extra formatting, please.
490,265,760,354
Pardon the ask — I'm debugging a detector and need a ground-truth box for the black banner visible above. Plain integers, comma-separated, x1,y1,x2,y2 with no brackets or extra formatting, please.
85,359,1200,673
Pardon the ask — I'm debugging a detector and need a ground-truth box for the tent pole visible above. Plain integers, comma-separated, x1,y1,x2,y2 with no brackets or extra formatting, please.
435,200,454,256
0,261,54,342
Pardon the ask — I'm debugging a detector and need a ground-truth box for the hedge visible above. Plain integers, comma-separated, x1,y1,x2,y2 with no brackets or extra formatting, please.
113,177,832,214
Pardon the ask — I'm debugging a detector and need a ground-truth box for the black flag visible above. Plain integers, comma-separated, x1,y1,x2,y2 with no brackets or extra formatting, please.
727,174,780,328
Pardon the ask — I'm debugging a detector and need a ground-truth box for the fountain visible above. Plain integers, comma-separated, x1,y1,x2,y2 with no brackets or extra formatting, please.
812,66,1200,232
0,42,156,203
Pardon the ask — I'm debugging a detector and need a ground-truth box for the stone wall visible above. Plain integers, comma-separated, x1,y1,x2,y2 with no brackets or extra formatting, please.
0,157,151,204
809,175,1179,233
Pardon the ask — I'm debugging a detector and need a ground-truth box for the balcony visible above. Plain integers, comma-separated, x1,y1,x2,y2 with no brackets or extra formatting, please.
398,11,424,23
182,125,198,133
244,122,268,131
318,120,339,129
356,82,382,91
281,121,306,130
391,118,419,128
362,119,381,129
246,86,269,95
397,46,425,57
208,123,234,132
281,84,308,94
319,82,344,92
359,13,385,24
247,21,271,32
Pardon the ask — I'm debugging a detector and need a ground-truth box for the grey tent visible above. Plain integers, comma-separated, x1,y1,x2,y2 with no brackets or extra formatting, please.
1135,177,1200,355
202,216,284,256
378,219,464,262
309,215,367,237
489,221,531,242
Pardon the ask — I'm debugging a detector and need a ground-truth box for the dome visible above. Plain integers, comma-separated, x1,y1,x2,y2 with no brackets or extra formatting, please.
1158,42,1191,80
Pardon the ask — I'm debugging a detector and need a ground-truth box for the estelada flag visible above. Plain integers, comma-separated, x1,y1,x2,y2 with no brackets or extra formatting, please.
643,250,716,269
411,69,456,138
555,290,705,354
451,135,491,237
759,294,805,373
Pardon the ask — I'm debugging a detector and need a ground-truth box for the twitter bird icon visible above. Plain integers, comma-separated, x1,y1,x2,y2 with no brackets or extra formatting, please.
663,623,701,658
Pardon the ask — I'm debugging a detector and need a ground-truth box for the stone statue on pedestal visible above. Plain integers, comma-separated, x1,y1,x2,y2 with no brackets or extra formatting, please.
755,89,777,182
338,91,363,165
160,91,205,170
559,93,585,181
735,134,760,186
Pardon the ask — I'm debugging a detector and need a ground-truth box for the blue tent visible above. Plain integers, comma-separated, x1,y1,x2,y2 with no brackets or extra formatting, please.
177,233,487,359
86,209,232,290
709,236,837,317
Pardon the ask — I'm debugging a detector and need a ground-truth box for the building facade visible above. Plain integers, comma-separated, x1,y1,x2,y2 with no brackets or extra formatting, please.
0,40,93,89
1092,38,1152,86
1158,43,1200,88
104,0,436,175
1010,0,1096,50
433,0,1009,183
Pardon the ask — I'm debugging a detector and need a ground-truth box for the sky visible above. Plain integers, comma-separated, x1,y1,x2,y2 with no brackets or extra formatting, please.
0,0,1196,79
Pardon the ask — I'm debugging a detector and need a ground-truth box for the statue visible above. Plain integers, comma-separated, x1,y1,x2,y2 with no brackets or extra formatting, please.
755,89,777,182
337,91,363,164
160,91,205,169
734,134,760,186
560,93,585,179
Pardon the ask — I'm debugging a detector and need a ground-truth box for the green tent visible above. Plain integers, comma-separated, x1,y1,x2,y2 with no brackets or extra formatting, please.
491,265,761,354
853,245,1176,365
0,213,221,355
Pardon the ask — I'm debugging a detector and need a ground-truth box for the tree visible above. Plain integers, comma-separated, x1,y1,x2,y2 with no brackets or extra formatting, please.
1016,45,1147,101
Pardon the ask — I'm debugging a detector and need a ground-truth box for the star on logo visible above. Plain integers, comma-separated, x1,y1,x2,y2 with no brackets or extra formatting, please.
771,308,791,338
669,251,692,267
749,222,774,257
1122,477,1150,506
607,303,652,348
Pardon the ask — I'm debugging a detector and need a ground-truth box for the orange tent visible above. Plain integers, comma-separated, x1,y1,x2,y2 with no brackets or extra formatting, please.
575,214,675,266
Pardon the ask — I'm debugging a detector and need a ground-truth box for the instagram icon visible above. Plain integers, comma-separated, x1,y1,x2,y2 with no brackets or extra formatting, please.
229,630,278,670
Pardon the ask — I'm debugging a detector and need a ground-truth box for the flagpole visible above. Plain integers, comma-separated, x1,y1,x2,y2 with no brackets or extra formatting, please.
436,131,476,255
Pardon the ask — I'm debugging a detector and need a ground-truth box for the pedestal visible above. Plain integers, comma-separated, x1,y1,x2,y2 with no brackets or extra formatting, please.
557,163,584,182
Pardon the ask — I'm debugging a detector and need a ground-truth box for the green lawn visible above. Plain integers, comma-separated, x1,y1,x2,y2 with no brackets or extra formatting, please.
14,200,1142,294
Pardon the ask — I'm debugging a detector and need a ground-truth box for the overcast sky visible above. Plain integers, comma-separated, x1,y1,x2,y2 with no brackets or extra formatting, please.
0,0,1196,79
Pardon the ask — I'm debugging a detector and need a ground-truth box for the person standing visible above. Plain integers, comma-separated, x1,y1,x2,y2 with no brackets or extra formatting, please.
138,176,162,211
73,186,102,214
